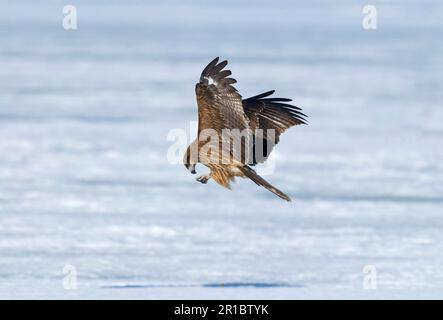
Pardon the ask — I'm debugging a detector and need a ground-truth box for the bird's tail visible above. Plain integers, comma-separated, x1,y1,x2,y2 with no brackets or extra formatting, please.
239,166,291,202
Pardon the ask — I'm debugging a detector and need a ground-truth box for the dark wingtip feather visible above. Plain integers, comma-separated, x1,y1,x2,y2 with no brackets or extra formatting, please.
200,57,220,82
212,60,228,75
245,90,275,101
272,102,302,111
206,57,219,71
199,57,236,86
224,78,237,84
262,97,292,102
286,109,308,124
216,69,232,79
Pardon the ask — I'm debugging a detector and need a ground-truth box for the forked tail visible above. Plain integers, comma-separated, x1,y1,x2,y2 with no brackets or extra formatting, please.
240,166,291,201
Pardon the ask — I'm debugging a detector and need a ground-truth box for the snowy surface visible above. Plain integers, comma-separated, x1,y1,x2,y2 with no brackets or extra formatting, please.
0,0,442,299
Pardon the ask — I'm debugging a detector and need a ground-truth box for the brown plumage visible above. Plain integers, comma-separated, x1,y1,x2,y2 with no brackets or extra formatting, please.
183,57,307,201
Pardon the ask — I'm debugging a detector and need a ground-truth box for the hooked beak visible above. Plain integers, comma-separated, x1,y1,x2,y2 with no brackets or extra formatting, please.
187,164,196,174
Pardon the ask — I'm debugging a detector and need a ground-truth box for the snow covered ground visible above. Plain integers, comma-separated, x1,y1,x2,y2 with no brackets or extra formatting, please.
0,0,442,299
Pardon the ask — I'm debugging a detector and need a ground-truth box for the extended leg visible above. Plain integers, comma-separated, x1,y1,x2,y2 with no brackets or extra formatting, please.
196,173,211,184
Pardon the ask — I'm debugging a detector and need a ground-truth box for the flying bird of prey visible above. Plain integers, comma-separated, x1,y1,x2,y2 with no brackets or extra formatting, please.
183,57,307,201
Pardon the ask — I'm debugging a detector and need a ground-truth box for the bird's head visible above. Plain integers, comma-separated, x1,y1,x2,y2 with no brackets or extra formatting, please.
183,145,197,174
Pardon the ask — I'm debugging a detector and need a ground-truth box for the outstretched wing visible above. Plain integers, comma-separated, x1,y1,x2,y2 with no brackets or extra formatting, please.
243,90,308,164
196,57,249,133
196,57,251,164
